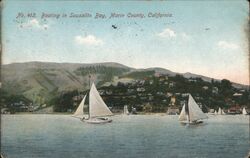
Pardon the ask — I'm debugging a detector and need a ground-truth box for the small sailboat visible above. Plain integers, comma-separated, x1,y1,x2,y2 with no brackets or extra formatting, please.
222,109,225,115
73,83,113,124
217,107,225,115
242,107,248,115
123,105,129,115
214,110,218,115
179,94,208,124
217,107,222,115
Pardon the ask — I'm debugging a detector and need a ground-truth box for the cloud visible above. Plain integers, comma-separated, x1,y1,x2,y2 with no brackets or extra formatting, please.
75,35,104,46
217,41,239,50
157,28,176,38
20,19,48,30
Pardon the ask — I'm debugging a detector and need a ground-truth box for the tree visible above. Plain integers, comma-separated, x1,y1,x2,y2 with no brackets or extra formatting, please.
220,79,233,97
221,79,232,89
53,90,78,112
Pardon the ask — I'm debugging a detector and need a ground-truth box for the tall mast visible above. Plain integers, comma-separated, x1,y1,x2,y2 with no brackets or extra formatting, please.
89,74,91,89
88,73,91,119
186,96,190,123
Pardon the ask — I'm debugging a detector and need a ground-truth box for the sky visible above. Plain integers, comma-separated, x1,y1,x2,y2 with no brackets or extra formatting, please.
2,0,249,85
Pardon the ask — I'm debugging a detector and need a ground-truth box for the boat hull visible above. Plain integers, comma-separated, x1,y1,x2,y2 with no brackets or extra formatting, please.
83,118,112,124
180,120,204,125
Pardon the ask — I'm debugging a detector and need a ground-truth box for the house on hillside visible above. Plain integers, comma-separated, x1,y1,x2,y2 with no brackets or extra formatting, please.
169,82,175,88
148,96,154,101
170,96,176,106
1,108,10,114
159,76,165,82
166,92,173,97
129,95,137,99
233,93,243,97
105,90,113,95
209,109,215,113
131,107,137,114
228,105,241,114
239,89,245,93
166,107,179,115
140,96,147,100
156,91,164,95
181,93,189,97
136,87,145,92
212,87,219,94
188,78,197,82
202,86,209,90
149,80,154,85
154,72,161,77
98,90,105,95
175,93,181,96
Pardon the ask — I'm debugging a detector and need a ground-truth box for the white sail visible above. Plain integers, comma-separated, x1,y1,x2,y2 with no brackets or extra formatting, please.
188,94,208,122
222,109,225,115
72,95,86,118
242,107,248,115
214,110,217,115
89,83,113,118
179,103,187,121
124,105,129,115
217,107,222,115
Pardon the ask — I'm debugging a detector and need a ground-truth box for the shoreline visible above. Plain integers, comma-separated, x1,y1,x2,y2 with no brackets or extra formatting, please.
1,112,168,115
1,112,246,116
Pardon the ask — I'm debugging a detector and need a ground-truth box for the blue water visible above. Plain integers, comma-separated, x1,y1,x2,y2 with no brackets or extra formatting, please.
1,114,249,158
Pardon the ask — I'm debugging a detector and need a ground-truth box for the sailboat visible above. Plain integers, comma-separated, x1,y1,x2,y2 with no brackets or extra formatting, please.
242,107,248,115
222,109,225,115
179,94,208,124
217,107,225,115
123,105,129,115
73,83,113,124
217,107,222,115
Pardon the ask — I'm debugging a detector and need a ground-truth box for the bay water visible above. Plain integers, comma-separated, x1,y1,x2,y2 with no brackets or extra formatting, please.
1,114,249,158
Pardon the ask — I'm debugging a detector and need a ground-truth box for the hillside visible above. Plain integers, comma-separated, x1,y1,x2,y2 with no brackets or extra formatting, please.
1,62,131,103
1,61,248,106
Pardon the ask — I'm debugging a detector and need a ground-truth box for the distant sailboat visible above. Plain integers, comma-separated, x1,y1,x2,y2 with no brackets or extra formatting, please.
73,83,113,124
214,110,218,115
179,94,208,124
242,107,248,115
123,105,129,115
217,107,225,115
217,108,222,115
222,109,225,115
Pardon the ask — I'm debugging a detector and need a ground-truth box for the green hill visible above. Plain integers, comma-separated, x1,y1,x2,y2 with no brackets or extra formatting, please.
1,61,248,112
1,62,131,104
